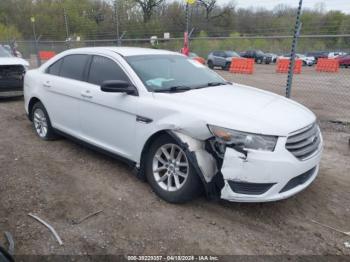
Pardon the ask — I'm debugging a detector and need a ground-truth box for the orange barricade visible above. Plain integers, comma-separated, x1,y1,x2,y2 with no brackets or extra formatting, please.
39,51,56,60
316,58,339,72
276,59,302,74
229,58,254,74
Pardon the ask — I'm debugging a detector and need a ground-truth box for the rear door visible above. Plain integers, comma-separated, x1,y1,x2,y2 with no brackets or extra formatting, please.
42,54,89,136
216,51,226,67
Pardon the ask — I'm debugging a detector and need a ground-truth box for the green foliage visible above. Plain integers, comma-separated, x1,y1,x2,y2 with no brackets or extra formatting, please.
0,23,22,40
0,0,349,54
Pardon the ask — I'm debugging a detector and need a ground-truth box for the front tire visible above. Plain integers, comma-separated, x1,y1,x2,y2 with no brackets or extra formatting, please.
32,102,58,140
145,135,202,203
223,62,231,70
207,60,214,69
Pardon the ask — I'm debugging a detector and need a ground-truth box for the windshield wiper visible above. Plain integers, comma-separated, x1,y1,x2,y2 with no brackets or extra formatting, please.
153,85,192,93
207,81,229,87
194,81,230,90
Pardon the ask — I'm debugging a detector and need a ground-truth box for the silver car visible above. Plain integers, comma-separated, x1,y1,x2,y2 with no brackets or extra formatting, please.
207,50,240,70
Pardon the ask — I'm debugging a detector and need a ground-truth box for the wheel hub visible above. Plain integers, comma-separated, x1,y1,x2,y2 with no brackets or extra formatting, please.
152,143,189,192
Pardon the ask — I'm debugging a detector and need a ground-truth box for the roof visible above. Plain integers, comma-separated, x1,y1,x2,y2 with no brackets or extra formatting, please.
64,46,180,57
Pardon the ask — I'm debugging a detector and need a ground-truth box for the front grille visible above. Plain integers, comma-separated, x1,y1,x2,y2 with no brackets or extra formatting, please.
0,65,25,80
286,123,321,160
227,181,275,195
279,167,316,193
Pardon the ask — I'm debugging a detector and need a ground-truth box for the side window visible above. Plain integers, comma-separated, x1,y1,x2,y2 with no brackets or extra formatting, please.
60,54,89,81
213,51,219,56
88,56,129,86
47,59,63,76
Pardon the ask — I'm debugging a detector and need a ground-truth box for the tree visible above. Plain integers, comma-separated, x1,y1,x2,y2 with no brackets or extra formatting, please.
134,0,164,23
197,0,217,21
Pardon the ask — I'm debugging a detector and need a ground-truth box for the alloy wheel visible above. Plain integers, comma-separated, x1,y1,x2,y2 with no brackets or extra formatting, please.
152,143,189,192
33,108,48,138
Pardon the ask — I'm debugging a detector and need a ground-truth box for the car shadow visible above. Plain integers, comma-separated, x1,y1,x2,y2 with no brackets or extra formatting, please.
0,96,23,103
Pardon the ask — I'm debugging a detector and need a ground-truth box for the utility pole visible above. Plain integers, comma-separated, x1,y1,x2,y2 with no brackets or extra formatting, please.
286,0,303,98
186,2,189,34
114,0,120,46
63,8,70,48
31,17,41,67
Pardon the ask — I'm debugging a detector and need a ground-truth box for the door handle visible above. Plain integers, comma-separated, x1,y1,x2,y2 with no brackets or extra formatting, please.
81,94,93,99
43,82,51,88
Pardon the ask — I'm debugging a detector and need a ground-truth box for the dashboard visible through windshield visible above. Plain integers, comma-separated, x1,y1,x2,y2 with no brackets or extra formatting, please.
125,55,226,92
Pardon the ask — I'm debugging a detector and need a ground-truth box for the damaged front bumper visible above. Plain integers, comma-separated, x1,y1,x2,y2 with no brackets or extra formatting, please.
172,128,322,203
220,136,323,202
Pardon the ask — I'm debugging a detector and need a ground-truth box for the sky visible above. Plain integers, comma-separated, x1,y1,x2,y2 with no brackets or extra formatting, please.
219,0,350,13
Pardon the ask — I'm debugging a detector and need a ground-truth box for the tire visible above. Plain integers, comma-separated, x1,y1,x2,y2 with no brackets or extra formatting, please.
31,101,58,140
223,62,231,70
145,134,202,203
207,60,214,69
256,58,262,64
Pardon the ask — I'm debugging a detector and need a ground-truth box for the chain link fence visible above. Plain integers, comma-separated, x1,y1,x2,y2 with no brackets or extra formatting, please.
5,35,350,123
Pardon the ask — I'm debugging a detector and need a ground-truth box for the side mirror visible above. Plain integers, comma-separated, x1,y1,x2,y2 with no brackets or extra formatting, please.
101,80,138,96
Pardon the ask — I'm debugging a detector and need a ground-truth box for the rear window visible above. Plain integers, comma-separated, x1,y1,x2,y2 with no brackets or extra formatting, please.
47,59,63,76
60,55,89,81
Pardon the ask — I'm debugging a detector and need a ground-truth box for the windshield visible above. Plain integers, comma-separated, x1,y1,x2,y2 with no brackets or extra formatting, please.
225,51,240,57
256,50,265,55
125,55,226,92
0,46,12,57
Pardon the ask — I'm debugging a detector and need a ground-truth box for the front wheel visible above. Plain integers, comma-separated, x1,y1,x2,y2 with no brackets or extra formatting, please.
207,60,214,69
223,62,231,70
145,135,202,203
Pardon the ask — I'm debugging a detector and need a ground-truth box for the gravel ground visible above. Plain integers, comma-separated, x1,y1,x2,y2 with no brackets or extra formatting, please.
0,97,349,258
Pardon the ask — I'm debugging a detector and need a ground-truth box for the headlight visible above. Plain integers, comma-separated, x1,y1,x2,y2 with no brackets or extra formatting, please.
208,125,278,151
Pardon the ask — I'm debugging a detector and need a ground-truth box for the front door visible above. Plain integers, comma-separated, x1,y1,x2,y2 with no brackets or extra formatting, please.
79,55,138,159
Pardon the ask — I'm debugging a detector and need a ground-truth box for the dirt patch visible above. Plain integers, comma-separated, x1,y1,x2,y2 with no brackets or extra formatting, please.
0,99,349,256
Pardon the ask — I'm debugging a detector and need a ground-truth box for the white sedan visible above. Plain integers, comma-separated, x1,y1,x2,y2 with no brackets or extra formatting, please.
0,45,29,97
278,54,315,66
24,47,323,203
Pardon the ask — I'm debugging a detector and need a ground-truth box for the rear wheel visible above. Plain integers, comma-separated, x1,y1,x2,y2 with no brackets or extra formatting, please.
32,102,58,140
145,135,202,203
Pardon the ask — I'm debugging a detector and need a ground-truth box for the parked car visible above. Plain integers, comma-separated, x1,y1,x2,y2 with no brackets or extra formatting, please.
207,50,240,70
278,54,315,66
188,52,206,65
337,55,350,68
265,53,278,63
240,50,272,64
24,47,323,203
297,54,316,66
0,45,29,97
305,51,328,63
328,51,347,59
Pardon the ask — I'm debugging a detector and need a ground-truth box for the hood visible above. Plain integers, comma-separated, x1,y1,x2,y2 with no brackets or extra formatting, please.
0,57,29,67
153,84,316,136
